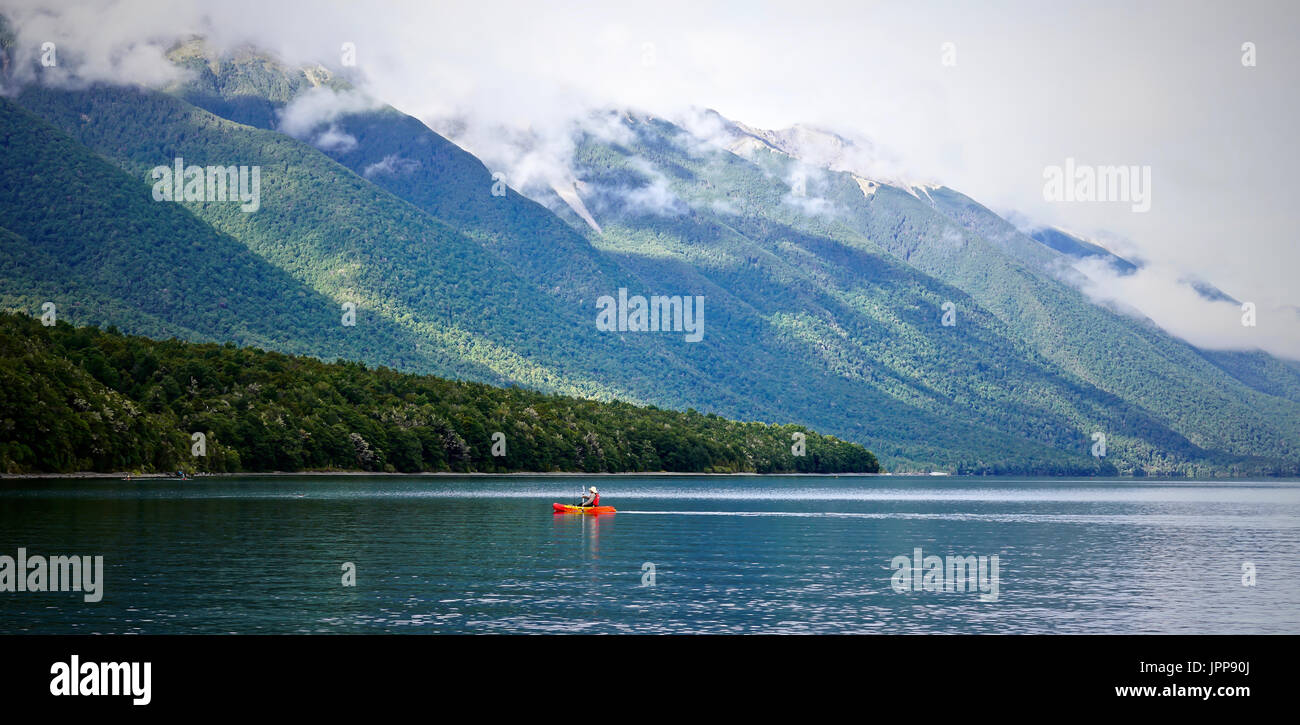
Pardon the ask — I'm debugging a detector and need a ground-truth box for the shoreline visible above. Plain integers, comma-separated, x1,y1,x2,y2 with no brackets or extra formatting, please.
2,471,1294,481
1,470,895,479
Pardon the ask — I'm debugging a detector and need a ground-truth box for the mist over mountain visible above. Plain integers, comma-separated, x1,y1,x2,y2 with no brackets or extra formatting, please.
2,14,1299,476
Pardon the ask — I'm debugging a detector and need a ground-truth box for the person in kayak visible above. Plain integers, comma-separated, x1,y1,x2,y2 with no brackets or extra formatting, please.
579,486,600,507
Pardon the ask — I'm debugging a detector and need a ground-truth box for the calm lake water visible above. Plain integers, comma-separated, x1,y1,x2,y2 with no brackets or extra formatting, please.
1,475,1298,634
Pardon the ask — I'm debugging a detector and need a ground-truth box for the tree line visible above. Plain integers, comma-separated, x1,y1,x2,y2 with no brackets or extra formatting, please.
0,313,880,475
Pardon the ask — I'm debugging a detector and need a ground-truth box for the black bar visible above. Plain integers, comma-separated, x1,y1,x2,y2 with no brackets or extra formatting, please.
0,635,1280,713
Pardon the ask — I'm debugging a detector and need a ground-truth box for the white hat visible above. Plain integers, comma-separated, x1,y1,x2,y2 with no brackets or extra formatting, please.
589,486,598,493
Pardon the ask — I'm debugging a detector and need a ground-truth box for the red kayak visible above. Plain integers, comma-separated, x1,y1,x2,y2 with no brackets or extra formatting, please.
552,503,617,515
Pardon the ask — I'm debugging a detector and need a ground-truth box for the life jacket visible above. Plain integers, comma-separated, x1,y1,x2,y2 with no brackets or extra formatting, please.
591,492,600,506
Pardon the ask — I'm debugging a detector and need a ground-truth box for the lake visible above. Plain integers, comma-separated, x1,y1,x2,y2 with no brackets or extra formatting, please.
2,475,1298,634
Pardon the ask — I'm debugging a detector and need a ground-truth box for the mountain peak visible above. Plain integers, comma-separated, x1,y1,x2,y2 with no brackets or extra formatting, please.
164,37,352,105
711,113,941,195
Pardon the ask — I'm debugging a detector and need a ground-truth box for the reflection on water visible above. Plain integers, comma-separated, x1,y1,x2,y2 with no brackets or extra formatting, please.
1,476,1298,634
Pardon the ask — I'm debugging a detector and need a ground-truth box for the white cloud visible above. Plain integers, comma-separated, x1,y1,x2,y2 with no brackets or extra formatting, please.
275,86,379,142
1070,256,1300,360
618,157,687,217
940,226,968,251
1,0,189,90
309,124,355,152
709,198,739,215
362,154,420,177
783,190,837,218
4,0,1297,358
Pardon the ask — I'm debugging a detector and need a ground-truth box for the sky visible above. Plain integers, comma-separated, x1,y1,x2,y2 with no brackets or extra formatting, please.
4,0,1298,358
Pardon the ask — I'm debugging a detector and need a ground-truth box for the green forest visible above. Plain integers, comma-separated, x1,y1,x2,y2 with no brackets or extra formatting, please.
0,313,879,475
2,37,1298,477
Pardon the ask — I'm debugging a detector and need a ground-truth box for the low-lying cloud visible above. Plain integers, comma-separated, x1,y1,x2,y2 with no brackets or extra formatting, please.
276,86,381,151
2,0,1296,360
0,1,188,91
1070,256,1300,360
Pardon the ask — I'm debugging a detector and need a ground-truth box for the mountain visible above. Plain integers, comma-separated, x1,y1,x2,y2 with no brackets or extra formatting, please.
1025,226,1140,276
1,33,1297,476
1,46,1086,473
539,111,1300,475
0,97,493,376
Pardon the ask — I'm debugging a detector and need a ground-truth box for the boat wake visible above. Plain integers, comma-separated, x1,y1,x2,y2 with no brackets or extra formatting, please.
615,510,1300,527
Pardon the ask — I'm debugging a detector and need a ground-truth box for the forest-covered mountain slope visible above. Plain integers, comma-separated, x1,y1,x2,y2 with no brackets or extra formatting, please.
3,37,1296,475
0,313,877,474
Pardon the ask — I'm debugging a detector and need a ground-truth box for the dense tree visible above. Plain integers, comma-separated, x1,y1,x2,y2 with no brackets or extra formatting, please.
2,41,1296,477
0,314,879,475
